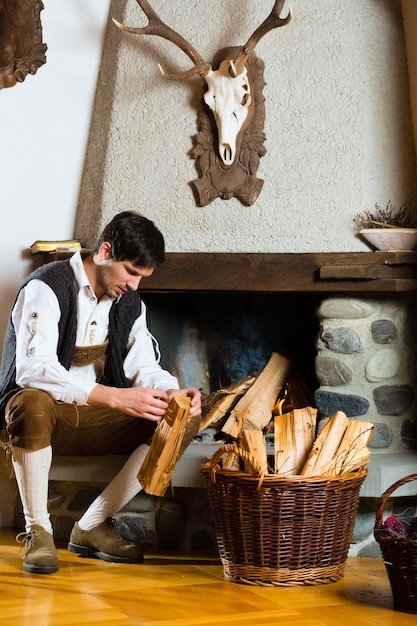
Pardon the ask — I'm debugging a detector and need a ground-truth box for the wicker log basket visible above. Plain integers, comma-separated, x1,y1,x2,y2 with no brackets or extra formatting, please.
201,444,367,586
374,474,417,614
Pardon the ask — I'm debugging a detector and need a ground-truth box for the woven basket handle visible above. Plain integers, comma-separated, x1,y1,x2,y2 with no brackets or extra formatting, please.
374,473,417,529
203,443,266,488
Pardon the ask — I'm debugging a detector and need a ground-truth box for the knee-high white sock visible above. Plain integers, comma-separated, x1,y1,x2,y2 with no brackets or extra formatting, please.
77,443,149,531
12,446,53,534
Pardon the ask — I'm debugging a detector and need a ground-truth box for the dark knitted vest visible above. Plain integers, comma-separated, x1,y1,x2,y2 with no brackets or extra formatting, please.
0,260,142,427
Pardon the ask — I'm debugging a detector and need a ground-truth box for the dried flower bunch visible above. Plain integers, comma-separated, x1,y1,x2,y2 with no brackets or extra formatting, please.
353,201,417,231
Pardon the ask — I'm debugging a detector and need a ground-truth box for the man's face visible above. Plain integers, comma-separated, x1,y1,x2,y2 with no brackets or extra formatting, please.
96,242,154,299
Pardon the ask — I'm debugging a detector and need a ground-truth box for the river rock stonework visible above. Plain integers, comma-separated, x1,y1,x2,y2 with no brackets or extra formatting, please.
314,296,417,452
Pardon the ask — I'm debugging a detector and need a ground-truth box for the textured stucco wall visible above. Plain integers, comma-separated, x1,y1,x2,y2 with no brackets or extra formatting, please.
76,0,417,253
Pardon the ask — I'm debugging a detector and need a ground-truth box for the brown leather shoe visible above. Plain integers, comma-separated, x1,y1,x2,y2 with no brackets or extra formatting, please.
68,518,143,563
16,526,59,574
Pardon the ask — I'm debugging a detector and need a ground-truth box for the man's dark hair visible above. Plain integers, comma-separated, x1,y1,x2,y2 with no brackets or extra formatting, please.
96,211,165,267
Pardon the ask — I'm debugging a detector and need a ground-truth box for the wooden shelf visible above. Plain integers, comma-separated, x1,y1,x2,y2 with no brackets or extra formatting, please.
140,251,417,294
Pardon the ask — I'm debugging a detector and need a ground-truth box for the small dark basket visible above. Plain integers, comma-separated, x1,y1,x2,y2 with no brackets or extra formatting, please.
374,474,417,614
201,444,367,586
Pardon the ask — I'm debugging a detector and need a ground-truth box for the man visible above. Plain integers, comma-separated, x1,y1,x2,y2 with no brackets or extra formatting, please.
0,211,201,574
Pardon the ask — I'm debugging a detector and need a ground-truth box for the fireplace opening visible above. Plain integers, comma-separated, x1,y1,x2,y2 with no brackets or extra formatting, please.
145,291,322,399
136,252,417,497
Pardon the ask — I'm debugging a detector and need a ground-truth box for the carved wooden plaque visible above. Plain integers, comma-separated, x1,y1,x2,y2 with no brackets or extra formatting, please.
0,1,47,90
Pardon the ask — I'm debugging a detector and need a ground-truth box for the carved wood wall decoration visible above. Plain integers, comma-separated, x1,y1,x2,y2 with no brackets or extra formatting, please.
114,0,291,207
190,47,267,206
0,0,47,90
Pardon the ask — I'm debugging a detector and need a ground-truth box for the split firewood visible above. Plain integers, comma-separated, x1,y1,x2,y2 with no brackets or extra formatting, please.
319,419,374,476
274,407,317,475
320,446,371,476
199,374,257,431
206,408,373,479
300,410,349,477
222,352,291,439
293,407,318,472
137,396,190,496
239,419,268,474
274,412,297,476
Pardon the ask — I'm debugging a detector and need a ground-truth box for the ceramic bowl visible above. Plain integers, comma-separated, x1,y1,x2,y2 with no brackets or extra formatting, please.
359,228,417,252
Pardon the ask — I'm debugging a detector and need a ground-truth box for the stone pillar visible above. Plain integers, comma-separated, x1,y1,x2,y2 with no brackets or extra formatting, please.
314,296,417,453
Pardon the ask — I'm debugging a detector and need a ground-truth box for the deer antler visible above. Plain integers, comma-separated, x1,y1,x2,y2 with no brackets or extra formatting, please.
230,0,291,77
113,0,211,80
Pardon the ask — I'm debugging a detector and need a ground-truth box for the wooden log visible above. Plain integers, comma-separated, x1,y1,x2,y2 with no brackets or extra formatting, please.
273,407,317,476
300,411,349,477
222,352,291,438
293,407,317,473
199,374,256,431
274,412,297,476
321,447,371,476
320,419,374,475
239,419,268,474
137,396,191,496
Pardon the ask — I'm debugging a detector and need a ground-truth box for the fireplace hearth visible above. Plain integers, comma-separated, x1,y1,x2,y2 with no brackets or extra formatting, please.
141,252,417,500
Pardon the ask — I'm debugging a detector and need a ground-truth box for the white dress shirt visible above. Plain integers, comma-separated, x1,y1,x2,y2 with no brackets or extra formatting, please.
11,252,178,405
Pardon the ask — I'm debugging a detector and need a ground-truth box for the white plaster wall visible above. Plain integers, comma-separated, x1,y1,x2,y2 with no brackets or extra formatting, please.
0,1,111,349
76,0,417,253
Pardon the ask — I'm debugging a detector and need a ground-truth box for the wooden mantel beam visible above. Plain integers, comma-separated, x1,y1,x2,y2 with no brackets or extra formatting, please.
140,252,417,294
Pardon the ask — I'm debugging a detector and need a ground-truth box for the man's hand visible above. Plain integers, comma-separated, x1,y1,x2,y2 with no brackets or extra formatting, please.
167,387,202,419
87,384,202,422
87,384,170,421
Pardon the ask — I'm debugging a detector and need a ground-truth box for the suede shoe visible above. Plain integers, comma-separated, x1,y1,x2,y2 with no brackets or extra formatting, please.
16,526,59,574
68,518,143,563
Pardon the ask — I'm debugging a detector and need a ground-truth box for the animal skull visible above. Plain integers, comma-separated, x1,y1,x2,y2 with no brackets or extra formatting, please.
203,61,253,166
113,0,291,200
113,1,290,164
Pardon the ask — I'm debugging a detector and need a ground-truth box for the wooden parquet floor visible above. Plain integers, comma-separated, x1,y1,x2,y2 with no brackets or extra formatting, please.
0,527,415,625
